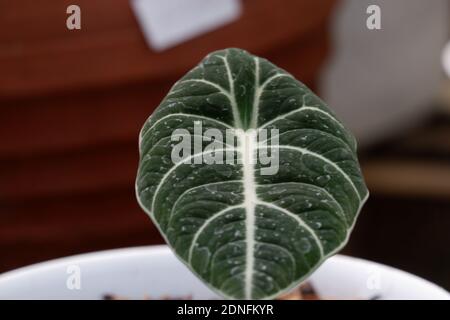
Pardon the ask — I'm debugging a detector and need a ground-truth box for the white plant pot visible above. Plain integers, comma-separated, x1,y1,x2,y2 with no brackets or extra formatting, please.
0,245,448,300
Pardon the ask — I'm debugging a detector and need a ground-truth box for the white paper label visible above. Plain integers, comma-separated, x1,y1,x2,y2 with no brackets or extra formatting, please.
130,0,241,51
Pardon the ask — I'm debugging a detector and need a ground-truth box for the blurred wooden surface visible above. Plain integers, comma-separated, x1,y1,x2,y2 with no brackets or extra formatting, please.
362,114,450,198
0,0,337,272
354,112,450,290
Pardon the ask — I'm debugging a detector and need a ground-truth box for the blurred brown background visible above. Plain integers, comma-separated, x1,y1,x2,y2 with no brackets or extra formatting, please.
1,0,449,290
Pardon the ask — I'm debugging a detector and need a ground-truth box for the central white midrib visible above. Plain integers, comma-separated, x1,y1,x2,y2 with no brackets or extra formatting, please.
238,129,258,299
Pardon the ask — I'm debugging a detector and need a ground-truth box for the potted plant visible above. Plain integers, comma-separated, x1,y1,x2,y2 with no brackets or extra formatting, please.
0,49,448,300
135,48,370,300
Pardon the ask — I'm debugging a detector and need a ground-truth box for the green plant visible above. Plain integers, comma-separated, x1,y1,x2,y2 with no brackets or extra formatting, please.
136,48,368,299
